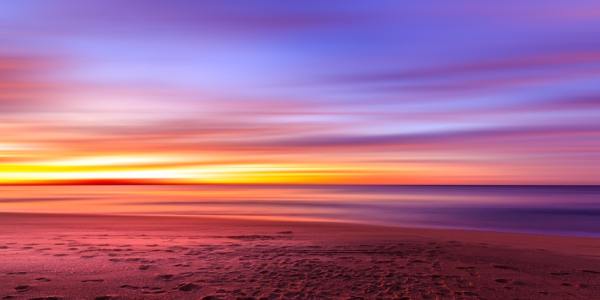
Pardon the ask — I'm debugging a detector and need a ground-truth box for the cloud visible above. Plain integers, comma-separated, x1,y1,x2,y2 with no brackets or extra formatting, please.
3,0,364,38
253,123,600,150
327,50,600,92
0,197,100,203
0,53,65,112
122,199,374,209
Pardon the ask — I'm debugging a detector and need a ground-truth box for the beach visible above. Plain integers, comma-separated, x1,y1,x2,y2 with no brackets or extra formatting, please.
1,213,599,299
3,1,600,299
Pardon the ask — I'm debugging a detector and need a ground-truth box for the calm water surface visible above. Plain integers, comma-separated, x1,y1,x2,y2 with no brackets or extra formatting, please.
1,185,599,237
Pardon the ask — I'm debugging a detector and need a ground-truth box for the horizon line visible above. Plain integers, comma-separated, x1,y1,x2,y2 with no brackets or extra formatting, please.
0,180,597,187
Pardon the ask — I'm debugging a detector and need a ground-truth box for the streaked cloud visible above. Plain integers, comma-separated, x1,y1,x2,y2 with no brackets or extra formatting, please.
0,0,598,184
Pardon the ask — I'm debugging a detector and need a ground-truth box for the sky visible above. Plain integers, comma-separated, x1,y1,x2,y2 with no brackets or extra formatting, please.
0,0,599,185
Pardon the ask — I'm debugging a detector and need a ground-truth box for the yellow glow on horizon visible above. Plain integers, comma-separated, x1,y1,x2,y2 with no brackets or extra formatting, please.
0,160,380,184
37,155,188,167
0,148,498,185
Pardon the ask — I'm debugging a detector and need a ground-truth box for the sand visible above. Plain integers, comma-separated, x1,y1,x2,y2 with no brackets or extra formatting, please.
1,213,599,299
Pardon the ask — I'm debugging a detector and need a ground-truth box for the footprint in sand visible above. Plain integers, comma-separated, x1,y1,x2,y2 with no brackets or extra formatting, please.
120,284,139,290
156,274,175,281
492,264,518,271
142,289,166,295
176,283,200,291
35,277,51,282
14,285,30,292
7,271,27,275
512,280,527,286
125,258,142,262
174,263,190,267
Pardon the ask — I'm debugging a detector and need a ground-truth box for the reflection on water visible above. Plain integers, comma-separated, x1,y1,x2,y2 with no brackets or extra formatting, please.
1,185,599,236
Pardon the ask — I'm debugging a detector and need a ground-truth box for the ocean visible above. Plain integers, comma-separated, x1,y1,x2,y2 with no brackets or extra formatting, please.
1,185,599,237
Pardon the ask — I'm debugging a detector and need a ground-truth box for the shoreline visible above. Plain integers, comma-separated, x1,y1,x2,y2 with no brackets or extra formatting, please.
1,212,600,299
2,211,600,256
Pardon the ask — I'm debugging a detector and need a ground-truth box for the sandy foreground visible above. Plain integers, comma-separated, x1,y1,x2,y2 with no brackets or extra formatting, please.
1,213,599,299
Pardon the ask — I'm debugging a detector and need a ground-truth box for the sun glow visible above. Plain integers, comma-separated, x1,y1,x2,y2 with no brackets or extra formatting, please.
37,155,187,167
0,156,434,185
0,156,339,184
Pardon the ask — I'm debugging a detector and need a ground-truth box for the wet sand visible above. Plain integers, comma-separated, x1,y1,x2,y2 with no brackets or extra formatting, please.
1,213,600,299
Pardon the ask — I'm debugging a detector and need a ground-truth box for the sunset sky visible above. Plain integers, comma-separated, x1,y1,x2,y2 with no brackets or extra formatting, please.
1,0,599,185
